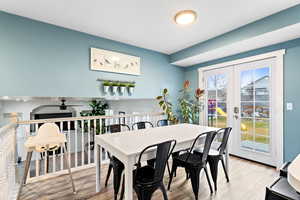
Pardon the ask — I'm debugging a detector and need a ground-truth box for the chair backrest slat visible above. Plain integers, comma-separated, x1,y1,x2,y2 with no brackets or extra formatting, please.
157,119,169,127
136,140,176,183
132,121,154,130
154,141,173,180
201,131,218,163
186,131,217,163
217,127,232,155
104,124,130,134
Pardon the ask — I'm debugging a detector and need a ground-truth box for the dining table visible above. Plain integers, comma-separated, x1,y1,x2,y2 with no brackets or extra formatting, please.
95,123,226,200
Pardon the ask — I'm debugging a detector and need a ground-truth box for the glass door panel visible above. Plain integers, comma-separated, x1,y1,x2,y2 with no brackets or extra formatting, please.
205,70,231,129
239,66,270,153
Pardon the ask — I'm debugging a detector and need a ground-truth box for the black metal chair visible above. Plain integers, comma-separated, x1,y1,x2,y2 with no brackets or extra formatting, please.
118,111,126,125
117,140,176,200
194,127,232,191
132,120,171,176
157,119,169,127
104,124,131,195
132,121,154,130
168,131,218,200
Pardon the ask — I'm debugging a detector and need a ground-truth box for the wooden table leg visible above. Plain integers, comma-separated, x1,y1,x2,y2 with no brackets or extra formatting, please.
96,144,102,193
124,156,135,200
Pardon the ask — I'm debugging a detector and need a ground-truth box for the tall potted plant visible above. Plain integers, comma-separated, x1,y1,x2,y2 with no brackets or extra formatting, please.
178,80,204,124
191,88,205,124
156,88,179,124
178,80,193,123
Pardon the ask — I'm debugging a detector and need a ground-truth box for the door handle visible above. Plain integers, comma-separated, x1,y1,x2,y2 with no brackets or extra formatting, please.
234,107,239,120
234,107,239,114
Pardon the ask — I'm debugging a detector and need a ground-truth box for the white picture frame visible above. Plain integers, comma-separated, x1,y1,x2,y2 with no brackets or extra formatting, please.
90,47,141,75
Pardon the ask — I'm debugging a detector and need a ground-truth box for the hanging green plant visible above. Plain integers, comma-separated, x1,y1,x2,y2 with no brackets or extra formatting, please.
111,82,120,87
103,81,112,86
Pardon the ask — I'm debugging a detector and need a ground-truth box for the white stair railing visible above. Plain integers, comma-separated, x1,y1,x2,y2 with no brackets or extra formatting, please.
16,112,165,183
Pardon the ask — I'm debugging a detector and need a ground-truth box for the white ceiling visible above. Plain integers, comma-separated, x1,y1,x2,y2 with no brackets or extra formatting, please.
0,0,300,54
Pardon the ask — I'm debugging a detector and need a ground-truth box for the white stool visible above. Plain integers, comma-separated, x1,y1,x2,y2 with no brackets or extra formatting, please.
17,123,76,199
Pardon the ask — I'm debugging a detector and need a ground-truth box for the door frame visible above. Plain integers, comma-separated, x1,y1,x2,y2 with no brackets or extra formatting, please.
198,49,285,169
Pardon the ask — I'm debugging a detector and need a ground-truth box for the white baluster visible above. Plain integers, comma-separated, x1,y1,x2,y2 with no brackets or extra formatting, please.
93,119,96,164
52,123,56,172
60,122,63,170
34,124,39,177
88,120,91,164
44,151,48,175
75,120,78,168
98,119,102,162
52,148,56,173
81,120,84,166
67,121,71,167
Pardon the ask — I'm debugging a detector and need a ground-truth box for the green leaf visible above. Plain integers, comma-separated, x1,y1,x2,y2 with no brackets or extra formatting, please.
159,101,164,106
163,88,168,94
156,96,163,100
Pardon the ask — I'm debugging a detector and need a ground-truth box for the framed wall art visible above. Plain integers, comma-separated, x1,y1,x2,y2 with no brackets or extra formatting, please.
90,47,141,75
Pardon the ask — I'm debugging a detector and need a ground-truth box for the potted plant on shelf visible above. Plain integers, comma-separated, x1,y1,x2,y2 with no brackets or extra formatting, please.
119,82,127,95
112,82,119,94
103,81,112,93
127,82,135,94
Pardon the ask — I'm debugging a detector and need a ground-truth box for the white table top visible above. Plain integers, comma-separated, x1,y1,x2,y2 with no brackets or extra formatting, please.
95,123,219,156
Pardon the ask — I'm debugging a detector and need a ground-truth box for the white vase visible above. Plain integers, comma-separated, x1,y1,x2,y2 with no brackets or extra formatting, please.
103,86,110,93
128,87,134,94
119,87,126,95
112,86,118,94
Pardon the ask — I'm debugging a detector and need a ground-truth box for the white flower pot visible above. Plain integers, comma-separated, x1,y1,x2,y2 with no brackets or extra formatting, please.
119,87,126,95
103,86,110,93
112,86,118,94
128,87,134,94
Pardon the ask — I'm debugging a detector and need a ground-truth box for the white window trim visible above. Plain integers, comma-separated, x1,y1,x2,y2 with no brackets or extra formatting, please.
198,49,285,169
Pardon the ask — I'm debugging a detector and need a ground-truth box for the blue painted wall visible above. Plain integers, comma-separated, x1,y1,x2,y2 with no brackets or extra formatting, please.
1,7,300,162
184,38,300,162
0,11,184,103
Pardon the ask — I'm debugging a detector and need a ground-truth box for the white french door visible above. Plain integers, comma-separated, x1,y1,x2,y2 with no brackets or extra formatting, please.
202,57,281,167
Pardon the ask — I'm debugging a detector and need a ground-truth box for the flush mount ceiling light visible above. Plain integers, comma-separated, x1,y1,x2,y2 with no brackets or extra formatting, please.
174,10,197,25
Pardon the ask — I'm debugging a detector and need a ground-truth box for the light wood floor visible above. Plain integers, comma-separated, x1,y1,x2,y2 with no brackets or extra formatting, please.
19,156,277,200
